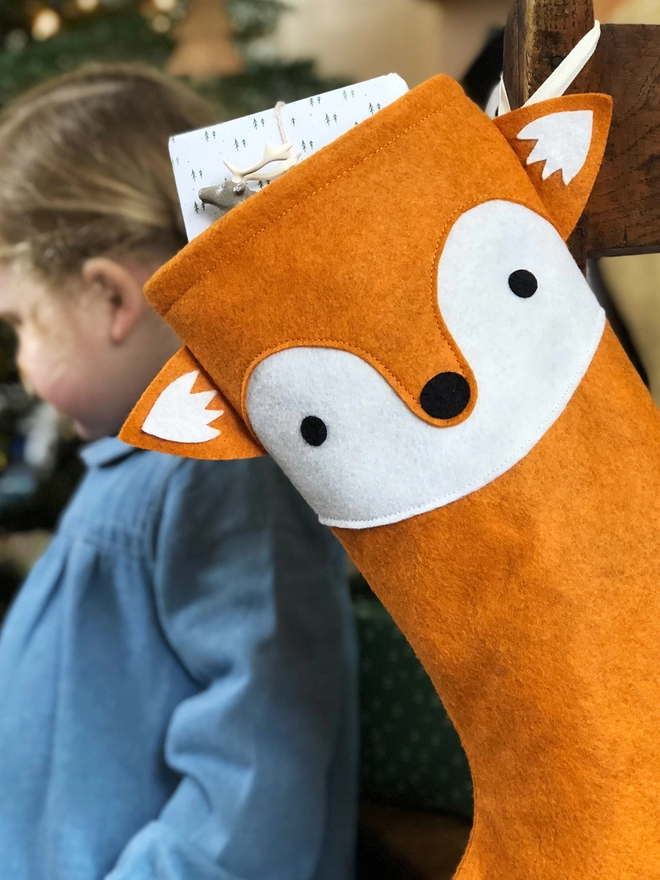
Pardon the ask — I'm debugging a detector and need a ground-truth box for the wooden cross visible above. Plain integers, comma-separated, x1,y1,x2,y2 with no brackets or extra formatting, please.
503,0,660,265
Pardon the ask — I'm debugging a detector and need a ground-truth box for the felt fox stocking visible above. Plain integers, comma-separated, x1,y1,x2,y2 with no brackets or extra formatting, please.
121,76,660,879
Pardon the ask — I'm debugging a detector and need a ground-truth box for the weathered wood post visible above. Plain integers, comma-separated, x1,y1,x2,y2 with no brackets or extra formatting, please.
504,0,660,265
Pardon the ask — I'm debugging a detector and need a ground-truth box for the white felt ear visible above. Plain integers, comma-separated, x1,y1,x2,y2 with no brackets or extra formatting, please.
518,110,593,185
142,370,223,443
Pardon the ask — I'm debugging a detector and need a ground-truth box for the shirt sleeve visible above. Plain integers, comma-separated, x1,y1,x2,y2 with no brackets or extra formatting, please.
105,456,358,880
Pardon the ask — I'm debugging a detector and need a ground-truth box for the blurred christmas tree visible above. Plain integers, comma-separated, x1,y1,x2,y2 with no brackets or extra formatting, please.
0,0,341,542
0,0,341,114
0,0,174,104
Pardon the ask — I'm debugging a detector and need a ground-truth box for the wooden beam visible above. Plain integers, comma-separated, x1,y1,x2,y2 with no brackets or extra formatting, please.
504,2,660,259
587,24,660,257
503,0,594,107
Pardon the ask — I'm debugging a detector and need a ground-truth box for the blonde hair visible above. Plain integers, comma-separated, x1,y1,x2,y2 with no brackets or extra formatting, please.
0,64,218,282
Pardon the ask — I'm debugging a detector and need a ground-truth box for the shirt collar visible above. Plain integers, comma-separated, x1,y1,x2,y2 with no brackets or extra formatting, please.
79,436,140,468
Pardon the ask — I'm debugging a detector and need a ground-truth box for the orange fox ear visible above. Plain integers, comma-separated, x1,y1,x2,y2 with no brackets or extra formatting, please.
119,346,265,460
494,93,612,240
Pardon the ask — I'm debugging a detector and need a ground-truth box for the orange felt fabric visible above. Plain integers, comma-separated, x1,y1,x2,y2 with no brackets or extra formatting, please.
142,75,558,436
120,346,264,459
335,326,660,879
494,94,613,241
119,76,660,878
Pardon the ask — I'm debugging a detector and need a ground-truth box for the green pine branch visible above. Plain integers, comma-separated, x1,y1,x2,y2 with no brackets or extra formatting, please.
0,10,173,107
226,0,288,44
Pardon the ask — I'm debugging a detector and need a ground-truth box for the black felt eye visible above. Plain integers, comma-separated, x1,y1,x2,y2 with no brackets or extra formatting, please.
300,416,327,446
508,269,538,298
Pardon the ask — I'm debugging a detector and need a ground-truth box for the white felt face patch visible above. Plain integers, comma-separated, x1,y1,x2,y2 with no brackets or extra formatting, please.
245,201,604,529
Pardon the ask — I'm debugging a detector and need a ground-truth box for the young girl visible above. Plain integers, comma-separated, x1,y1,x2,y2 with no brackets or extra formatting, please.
0,65,358,880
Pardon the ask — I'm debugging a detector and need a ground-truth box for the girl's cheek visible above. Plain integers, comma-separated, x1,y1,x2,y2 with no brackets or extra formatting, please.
16,334,61,405
15,336,38,391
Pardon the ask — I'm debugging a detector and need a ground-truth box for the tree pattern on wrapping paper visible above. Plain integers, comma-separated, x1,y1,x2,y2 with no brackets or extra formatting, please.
168,75,408,244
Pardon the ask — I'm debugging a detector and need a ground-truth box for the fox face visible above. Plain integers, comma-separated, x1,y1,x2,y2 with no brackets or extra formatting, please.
245,201,604,527
120,77,612,529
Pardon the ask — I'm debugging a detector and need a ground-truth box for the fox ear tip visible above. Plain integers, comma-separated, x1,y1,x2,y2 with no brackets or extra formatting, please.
117,420,152,451
120,347,266,461
495,93,612,240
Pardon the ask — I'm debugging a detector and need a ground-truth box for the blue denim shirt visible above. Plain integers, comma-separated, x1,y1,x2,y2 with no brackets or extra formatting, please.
0,438,358,880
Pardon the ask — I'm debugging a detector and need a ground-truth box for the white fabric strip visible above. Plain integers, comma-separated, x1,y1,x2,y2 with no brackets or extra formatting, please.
525,20,601,106
495,20,601,117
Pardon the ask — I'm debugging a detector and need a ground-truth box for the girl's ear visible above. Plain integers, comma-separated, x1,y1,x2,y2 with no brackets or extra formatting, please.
494,93,613,240
82,257,145,344
119,346,266,460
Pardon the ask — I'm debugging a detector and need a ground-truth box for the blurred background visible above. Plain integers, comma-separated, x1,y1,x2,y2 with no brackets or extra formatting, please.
0,1,655,876
0,0,644,585
0,0,518,615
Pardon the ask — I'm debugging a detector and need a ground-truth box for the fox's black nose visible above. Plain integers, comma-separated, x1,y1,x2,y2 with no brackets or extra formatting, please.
420,371,471,419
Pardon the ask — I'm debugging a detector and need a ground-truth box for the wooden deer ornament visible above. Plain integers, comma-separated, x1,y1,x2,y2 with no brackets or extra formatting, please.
121,75,660,878
198,141,302,216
